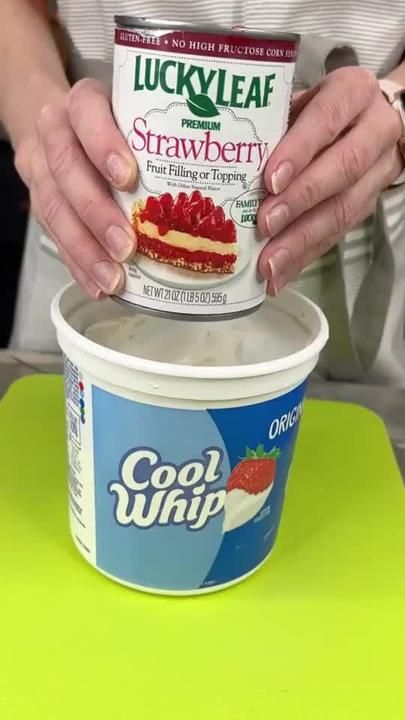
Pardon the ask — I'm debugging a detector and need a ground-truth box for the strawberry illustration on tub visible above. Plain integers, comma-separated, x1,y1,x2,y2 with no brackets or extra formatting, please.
224,445,281,532
112,17,299,319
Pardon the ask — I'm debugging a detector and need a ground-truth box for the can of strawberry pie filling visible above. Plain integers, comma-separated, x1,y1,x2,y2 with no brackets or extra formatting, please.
112,17,299,319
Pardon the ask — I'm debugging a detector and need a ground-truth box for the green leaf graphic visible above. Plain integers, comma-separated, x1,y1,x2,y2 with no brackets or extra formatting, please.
186,93,220,118
256,444,265,457
241,445,282,461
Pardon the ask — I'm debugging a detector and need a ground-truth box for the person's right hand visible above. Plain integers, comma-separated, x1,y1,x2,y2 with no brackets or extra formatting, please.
15,78,138,299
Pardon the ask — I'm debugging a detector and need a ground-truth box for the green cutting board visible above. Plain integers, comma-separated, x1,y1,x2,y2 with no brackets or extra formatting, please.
1,376,405,720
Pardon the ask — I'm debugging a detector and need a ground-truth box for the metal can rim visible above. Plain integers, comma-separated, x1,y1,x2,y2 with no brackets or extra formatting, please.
114,15,300,44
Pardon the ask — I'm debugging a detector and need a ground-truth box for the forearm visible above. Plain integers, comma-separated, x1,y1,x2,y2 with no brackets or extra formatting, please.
0,0,69,153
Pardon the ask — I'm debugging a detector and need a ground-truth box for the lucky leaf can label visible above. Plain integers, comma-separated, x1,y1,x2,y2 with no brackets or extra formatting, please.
112,18,299,319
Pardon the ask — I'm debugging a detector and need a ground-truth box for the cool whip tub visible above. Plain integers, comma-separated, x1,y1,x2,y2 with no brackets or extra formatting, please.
52,283,328,595
112,17,299,319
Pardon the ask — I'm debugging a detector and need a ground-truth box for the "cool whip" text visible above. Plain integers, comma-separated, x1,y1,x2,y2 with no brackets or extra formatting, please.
108,447,226,531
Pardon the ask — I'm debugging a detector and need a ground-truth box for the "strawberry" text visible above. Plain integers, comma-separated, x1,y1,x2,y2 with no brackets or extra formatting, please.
131,117,269,172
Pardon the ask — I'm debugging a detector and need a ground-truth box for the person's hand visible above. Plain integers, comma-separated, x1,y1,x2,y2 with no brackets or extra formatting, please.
257,67,403,295
15,78,138,299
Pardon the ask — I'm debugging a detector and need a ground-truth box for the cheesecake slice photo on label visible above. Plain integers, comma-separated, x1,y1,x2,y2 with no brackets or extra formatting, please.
132,191,239,279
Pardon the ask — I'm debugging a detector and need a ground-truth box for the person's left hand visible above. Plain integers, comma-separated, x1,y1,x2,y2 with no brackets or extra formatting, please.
257,67,403,294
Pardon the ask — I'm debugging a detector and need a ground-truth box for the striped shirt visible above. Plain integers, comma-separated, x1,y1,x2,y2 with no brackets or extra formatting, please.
57,0,405,76
11,1,405,384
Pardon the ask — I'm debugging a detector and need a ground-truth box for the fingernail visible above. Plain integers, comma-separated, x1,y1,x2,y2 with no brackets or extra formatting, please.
266,203,289,238
268,248,291,295
106,152,133,187
86,279,103,299
94,261,122,293
105,224,134,261
271,161,294,194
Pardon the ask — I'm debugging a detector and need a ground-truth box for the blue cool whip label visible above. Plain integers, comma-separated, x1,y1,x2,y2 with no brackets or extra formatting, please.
64,358,306,593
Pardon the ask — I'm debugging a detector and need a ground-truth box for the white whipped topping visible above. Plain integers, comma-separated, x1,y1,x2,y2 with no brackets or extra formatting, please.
84,298,310,367
223,487,272,533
